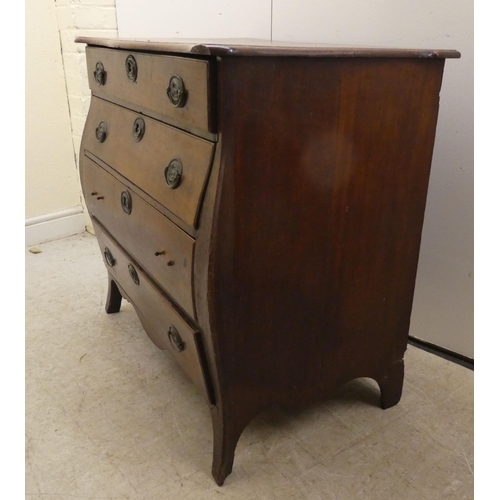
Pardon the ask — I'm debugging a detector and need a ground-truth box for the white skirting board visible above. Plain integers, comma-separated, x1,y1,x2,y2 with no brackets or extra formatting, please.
25,206,86,247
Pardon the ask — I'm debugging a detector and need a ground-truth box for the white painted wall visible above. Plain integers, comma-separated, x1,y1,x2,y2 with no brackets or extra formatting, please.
116,1,473,358
25,0,118,241
25,0,82,220
116,0,271,39
55,0,119,233
55,0,118,156
26,0,119,242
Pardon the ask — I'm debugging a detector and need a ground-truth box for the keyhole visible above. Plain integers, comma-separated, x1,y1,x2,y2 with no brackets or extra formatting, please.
132,117,145,142
121,191,132,214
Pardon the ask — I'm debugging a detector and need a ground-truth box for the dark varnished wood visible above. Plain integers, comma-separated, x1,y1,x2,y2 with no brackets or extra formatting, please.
76,36,460,59
84,96,215,228
193,56,447,483
105,276,122,313
317,59,444,397
378,359,405,409
77,37,459,485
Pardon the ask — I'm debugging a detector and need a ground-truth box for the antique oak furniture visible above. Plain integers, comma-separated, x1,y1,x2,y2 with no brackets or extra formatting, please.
75,37,460,485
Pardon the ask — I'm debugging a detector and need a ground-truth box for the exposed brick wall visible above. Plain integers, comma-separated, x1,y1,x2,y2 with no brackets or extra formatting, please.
54,0,118,230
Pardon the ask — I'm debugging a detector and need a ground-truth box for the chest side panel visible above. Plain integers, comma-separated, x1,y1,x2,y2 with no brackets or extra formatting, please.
210,56,444,406
211,57,343,406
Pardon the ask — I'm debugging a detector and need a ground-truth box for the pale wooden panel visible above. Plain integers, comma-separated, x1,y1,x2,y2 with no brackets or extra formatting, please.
84,97,215,228
80,156,196,318
86,47,214,133
93,219,213,404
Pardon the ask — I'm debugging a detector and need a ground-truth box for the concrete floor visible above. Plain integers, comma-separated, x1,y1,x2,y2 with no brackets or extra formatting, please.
26,233,473,499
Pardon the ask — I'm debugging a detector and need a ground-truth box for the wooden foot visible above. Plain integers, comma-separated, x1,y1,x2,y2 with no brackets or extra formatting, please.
377,359,404,409
105,277,122,314
210,407,250,486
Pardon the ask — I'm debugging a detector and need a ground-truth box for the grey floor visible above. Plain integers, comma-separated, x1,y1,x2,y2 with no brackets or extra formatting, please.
26,233,473,499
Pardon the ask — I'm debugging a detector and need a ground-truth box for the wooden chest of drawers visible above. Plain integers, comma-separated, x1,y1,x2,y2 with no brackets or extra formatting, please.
76,37,459,485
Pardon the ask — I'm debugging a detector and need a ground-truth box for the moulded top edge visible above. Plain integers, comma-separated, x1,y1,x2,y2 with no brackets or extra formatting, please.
74,36,461,59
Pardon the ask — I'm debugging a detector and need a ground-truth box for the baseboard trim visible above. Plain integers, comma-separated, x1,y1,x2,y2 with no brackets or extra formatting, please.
25,207,85,246
408,337,474,370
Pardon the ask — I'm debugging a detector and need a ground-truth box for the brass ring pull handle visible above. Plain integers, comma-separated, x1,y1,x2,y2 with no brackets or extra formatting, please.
95,121,107,143
166,75,187,108
168,325,185,352
164,159,183,189
104,247,115,267
94,61,106,86
125,55,138,82
121,190,132,214
128,264,140,285
132,117,145,142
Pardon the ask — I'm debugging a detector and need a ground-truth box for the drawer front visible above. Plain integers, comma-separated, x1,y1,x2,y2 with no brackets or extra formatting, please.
84,97,214,228
93,220,213,404
81,156,195,318
86,46,214,133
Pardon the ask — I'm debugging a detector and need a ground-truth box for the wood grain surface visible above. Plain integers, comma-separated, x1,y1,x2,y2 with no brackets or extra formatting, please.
77,37,455,485
93,219,214,404
76,36,460,59
195,56,446,484
85,46,215,133
84,97,215,228
80,155,196,318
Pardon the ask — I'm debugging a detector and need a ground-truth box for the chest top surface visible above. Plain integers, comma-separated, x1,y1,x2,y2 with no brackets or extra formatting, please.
75,36,460,59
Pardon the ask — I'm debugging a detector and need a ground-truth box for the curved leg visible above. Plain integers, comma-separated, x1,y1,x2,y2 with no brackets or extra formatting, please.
377,359,404,409
210,405,256,486
105,276,122,314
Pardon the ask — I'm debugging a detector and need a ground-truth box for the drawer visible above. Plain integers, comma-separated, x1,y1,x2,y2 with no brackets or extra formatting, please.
86,46,214,134
81,156,196,318
93,220,214,405
84,97,214,228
